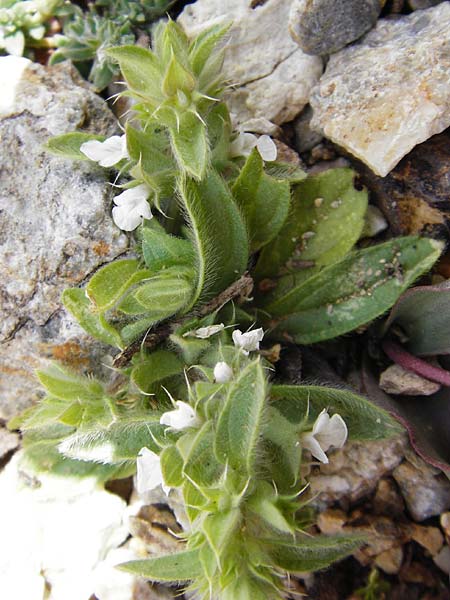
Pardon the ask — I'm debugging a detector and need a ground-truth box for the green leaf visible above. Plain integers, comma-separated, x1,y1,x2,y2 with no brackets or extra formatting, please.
384,280,450,356
131,350,183,394
160,444,184,487
119,549,201,582
232,148,291,251
264,237,443,344
202,509,241,567
263,407,302,489
133,271,194,313
36,363,103,402
271,385,404,440
86,259,151,312
255,168,368,279
106,45,162,100
189,23,230,76
215,359,267,473
268,535,364,572
162,54,196,96
45,133,106,160
62,288,123,348
180,170,249,309
59,417,164,464
183,422,224,487
141,221,194,273
169,111,208,180
126,124,175,198
247,482,294,534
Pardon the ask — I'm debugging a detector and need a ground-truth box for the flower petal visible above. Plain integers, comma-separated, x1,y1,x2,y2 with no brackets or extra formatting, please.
214,361,233,383
136,447,164,494
302,433,329,464
113,183,150,206
312,409,331,436
316,414,348,452
160,401,200,431
112,204,143,231
192,323,225,339
229,132,257,158
256,135,277,162
80,135,128,167
232,328,264,353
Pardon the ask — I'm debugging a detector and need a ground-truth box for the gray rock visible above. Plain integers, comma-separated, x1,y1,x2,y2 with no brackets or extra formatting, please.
293,104,323,152
0,57,128,419
379,364,441,396
408,0,443,9
289,0,383,56
310,4,450,176
393,452,450,521
308,435,408,509
178,0,323,133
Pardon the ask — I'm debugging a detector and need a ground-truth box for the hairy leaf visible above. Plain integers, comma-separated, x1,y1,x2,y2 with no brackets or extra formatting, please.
106,45,162,100
271,385,403,440
45,132,106,159
179,170,248,308
131,350,183,394
255,168,368,279
268,535,364,572
232,148,290,251
264,237,442,344
170,111,208,180
141,221,195,272
119,549,201,582
215,359,267,473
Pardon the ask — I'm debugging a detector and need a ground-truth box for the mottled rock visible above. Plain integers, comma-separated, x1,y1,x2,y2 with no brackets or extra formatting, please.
379,364,441,396
289,0,383,56
374,545,404,575
310,4,450,176
408,0,443,9
356,131,450,237
178,0,323,133
308,435,408,508
294,104,323,153
373,478,405,518
407,523,444,556
0,57,128,419
393,453,450,521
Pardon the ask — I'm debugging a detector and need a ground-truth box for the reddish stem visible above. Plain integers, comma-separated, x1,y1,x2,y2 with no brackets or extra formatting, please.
382,340,450,387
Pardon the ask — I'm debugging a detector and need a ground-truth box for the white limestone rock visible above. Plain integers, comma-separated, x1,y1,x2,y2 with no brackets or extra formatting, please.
178,0,322,133
0,57,128,419
310,4,450,176
0,452,130,600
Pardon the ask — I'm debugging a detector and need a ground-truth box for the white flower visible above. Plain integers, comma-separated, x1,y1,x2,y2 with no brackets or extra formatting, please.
301,410,348,464
136,447,170,495
232,328,264,355
214,361,233,383
80,134,129,167
255,134,278,161
229,132,277,162
160,401,201,431
112,183,152,231
190,323,225,339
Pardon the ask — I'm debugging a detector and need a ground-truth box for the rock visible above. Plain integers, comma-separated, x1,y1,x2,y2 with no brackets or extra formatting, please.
379,364,441,396
289,0,383,56
294,105,323,153
310,4,450,177
374,545,404,575
373,478,405,518
0,57,128,419
408,0,443,9
407,523,444,556
308,435,408,508
433,545,450,576
128,504,182,555
317,508,347,534
393,453,450,521
0,451,129,600
356,131,450,237
441,512,450,539
178,0,323,133
0,427,19,459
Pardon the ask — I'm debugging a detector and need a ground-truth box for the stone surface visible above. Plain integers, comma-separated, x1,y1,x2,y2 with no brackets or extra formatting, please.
308,435,408,508
408,0,443,9
0,57,128,419
393,452,450,521
289,0,383,56
356,131,450,238
0,451,129,600
310,4,450,177
294,104,323,153
0,427,20,459
178,0,323,133
379,364,441,396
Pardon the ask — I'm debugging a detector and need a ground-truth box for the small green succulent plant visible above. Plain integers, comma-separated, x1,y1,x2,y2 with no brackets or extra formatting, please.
11,18,444,599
